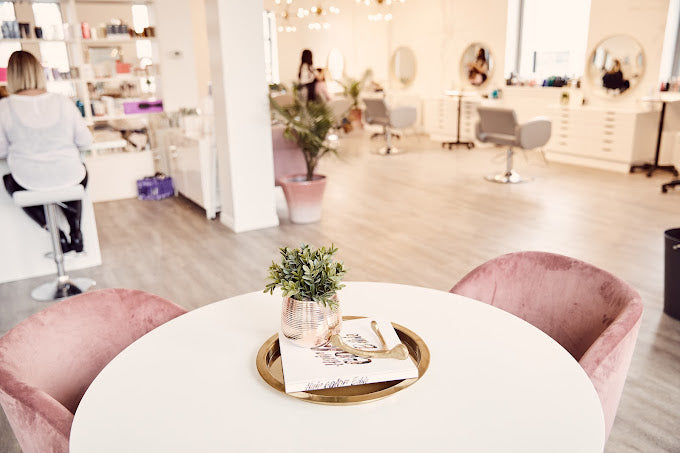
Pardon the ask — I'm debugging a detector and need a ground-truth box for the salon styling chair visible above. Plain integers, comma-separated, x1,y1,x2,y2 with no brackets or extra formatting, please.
476,106,551,183
363,97,417,155
13,185,95,301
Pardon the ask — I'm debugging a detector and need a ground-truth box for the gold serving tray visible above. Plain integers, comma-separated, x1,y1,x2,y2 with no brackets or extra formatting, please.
256,316,430,405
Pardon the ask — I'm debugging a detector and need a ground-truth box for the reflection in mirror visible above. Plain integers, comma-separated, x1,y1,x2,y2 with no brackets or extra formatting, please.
460,43,493,88
327,48,344,81
588,35,644,97
392,46,417,86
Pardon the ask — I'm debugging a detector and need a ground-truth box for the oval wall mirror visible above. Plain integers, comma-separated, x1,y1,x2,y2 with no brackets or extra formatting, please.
391,46,417,86
587,35,644,97
327,47,344,81
460,43,493,88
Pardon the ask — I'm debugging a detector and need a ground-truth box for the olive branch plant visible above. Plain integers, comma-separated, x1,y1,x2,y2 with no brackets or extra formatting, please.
264,244,347,309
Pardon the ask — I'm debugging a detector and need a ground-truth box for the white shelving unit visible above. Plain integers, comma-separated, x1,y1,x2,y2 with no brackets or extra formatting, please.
3,0,161,126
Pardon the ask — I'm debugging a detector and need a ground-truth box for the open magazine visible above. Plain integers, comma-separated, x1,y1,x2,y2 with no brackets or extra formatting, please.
279,318,418,393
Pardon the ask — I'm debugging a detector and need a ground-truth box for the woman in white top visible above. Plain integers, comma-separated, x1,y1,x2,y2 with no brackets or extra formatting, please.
0,50,92,253
298,49,317,102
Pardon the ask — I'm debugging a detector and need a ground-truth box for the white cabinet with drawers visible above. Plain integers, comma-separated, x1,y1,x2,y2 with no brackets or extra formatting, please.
545,106,659,173
423,95,481,144
424,97,458,143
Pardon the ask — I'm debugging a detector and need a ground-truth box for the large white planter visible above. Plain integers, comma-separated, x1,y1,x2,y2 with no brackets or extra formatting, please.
279,174,327,224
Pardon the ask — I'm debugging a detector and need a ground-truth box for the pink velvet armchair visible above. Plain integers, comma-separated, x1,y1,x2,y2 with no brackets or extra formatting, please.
272,124,306,186
0,288,187,453
450,251,643,442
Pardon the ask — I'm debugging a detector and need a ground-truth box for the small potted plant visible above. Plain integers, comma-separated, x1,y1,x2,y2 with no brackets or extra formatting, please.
264,243,347,348
270,88,337,224
341,69,373,127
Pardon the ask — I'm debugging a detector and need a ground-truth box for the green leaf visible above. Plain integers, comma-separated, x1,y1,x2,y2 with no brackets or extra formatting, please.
263,243,348,307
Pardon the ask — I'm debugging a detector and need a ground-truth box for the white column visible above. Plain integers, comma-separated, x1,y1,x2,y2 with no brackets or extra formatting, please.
205,0,279,232
155,0,200,111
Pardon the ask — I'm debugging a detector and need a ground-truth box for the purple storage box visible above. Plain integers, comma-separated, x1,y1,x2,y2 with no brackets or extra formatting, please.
124,99,163,115
137,175,174,200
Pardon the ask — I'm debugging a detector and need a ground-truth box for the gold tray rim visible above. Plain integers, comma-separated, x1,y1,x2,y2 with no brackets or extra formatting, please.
255,316,430,405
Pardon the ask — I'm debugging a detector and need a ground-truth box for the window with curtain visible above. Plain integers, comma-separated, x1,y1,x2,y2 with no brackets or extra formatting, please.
33,2,70,73
660,0,680,84
263,11,279,84
506,0,591,82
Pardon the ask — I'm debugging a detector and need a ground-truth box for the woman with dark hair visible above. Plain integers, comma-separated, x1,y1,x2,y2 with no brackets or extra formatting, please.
468,48,489,86
602,59,630,92
0,50,92,253
298,49,317,101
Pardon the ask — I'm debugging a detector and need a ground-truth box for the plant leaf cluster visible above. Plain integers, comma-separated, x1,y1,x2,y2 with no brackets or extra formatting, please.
264,243,347,308
341,69,373,109
269,87,337,181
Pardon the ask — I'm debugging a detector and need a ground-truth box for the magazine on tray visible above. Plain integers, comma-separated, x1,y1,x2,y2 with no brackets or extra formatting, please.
279,318,418,393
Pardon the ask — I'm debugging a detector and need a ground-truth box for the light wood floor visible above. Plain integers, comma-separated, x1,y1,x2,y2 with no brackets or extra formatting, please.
1,132,679,452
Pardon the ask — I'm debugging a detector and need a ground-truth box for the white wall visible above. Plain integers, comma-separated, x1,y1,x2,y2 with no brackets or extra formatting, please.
266,0,507,99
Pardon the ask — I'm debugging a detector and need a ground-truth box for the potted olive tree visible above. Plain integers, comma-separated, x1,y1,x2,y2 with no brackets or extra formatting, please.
270,90,337,224
265,243,347,348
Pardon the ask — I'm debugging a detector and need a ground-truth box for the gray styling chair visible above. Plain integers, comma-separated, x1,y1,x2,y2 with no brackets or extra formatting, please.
363,97,417,155
476,106,551,183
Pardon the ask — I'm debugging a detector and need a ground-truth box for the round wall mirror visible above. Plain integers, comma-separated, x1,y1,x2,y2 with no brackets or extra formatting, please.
327,48,344,81
587,35,644,97
460,43,493,88
391,46,417,86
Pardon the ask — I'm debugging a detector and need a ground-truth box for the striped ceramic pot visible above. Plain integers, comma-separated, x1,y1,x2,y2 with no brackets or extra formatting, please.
281,295,342,348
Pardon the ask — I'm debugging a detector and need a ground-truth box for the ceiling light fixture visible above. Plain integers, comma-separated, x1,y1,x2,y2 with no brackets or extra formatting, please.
357,0,404,21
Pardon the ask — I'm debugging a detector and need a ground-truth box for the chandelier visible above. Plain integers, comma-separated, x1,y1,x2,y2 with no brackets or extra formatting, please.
357,0,405,21
274,0,340,32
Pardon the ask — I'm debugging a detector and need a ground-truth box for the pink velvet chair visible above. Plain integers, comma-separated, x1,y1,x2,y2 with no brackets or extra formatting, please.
272,124,306,186
450,251,643,442
0,288,187,453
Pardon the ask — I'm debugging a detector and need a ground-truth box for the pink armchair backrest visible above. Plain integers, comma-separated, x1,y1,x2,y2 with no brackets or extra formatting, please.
272,124,306,185
450,251,643,442
0,288,187,453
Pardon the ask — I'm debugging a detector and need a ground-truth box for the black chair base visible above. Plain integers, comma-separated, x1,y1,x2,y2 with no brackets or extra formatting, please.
662,180,680,193
630,163,678,178
371,132,400,140
442,141,475,150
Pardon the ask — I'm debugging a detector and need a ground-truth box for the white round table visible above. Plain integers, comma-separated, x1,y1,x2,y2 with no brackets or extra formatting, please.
70,282,604,452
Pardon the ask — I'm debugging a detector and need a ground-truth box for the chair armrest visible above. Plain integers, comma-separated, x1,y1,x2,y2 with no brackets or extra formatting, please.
517,116,551,149
389,106,417,129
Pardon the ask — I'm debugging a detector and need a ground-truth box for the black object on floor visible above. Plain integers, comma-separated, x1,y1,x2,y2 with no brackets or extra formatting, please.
664,228,680,320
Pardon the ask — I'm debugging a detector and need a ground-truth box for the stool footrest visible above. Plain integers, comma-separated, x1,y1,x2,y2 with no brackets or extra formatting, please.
31,277,96,301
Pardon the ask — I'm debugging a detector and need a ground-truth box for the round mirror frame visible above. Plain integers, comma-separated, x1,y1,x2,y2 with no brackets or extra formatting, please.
586,34,645,98
391,46,417,87
460,42,494,89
